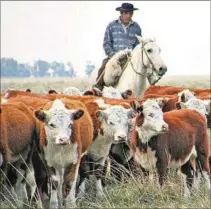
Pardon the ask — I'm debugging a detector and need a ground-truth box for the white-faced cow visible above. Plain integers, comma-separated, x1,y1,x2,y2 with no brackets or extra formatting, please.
78,104,134,198
34,98,93,208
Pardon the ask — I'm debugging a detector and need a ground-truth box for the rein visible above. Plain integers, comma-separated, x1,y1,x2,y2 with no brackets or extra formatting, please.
122,41,156,76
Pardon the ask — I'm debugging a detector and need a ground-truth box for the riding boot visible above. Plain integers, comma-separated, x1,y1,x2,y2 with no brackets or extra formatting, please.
92,57,110,91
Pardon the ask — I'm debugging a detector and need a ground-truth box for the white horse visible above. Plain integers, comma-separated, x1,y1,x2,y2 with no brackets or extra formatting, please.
102,35,167,98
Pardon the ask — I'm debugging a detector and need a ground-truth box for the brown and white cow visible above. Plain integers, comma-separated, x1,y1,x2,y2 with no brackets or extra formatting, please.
130,100,210,198
144,85,211,98
144,89,211,129
0,101,42,208
34,98,93,208
77,101,135,198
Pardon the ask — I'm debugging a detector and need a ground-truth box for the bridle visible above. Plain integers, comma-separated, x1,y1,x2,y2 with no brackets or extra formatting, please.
125,41,156,76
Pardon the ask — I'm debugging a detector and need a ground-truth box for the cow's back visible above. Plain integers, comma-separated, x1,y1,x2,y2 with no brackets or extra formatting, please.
144,85,210,97
0,101,36,158
162,109,208,155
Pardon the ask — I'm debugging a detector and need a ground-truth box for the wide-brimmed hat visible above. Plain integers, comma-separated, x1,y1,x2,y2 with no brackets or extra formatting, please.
116,3,139,12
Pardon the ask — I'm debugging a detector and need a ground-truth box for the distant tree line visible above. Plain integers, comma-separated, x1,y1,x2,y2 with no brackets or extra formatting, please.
1,57,95,78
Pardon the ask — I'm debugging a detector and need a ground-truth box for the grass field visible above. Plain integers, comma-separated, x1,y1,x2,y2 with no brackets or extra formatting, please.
0,75,210,208
1,75,210,94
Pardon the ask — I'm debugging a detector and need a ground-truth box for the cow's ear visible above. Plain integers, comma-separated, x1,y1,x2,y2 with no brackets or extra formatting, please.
121,89,133,99
175,102,181,109
72,110,84,120
127,108,136,119
180,93,186,103
176,102,186,110
35,109,47,122
96,110,106,121
130,101,143,113
93,88,102,97
48,89,58,94
156,98,169,109
25,88,31,93
83,90,94,96
204,100,211,114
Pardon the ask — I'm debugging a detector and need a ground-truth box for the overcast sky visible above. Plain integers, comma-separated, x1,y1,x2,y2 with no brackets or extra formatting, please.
1,1,210,76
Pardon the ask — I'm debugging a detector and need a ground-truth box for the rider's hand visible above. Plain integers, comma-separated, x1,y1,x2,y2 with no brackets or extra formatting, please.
108,52,115,58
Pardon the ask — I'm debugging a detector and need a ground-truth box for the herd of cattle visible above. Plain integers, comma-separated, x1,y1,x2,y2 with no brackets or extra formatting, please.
0,84,210,208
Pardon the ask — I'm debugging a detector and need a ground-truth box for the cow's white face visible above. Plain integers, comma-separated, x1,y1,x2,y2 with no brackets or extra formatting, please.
142,100,168,132
102,86,123,99
131,100,168,142
63,86,82,96
96,105,135,143
177,98,210,117
35,99,84,145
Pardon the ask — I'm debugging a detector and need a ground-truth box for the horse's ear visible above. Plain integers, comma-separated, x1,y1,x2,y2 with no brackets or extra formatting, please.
152,36,156,42
135,35,143,44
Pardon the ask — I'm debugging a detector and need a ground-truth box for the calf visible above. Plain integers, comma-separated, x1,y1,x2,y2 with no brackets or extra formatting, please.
78,104,134,198
100,86,133,99
34,98,93,208
131,100,210,198
144,85,211,97
63,87,83,96
0,101,41,207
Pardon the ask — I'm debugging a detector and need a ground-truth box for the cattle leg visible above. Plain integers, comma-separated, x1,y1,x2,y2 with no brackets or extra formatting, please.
156,159,168,187
49,167,60,209
94,163,105,198
13,162,29,207
32,151,49,202
196,153,210,194
77,155,91,198
25,159,43,208
77,178,86,199
63,163,80,208
180,161,194,198
0,154,8,186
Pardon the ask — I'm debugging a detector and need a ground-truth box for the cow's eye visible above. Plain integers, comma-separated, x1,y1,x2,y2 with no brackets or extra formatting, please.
148,113,154,117
109,121,114,126
49,123,56,128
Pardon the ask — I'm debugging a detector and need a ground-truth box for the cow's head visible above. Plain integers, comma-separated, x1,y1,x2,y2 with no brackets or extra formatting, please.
102,86,123,99
178,89,196,103
96,105,135,143
131,99,168,143
35,99,84,145
101,86,133,99
176,98,210,117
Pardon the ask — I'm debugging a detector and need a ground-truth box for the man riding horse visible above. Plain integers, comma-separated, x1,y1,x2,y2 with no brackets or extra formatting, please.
94,3,165,91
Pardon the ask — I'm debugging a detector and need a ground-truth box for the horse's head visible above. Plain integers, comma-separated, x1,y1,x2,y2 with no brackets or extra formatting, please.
136,35,167,85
